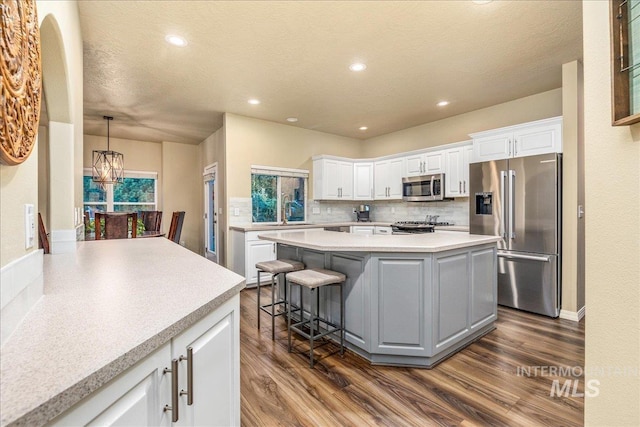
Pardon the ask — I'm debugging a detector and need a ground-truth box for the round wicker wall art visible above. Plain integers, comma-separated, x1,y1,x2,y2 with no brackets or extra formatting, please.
0,0,42,166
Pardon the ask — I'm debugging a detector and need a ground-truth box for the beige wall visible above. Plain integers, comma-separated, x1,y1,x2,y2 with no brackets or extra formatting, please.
162,142,201,253
362,88,562,158
37,125,50,232
583,1,640,425
224,113,361,199
0,141,39,267
561,60,586,315
1,1,83,267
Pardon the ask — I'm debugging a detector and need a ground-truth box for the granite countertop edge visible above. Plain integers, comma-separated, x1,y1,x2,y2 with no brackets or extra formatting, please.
8,283,245,427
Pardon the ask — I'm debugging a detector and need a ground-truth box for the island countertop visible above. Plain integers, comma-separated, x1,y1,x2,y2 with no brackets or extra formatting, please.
258,229,499,252
0,238,245,427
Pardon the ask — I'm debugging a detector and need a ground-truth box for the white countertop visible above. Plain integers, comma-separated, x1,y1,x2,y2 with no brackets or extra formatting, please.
0,238,245,427
258,229,498,252
229,221,393,231
229,222,469,232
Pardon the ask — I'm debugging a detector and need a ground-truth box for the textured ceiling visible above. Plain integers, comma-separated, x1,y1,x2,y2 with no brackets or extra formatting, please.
78,1,582,144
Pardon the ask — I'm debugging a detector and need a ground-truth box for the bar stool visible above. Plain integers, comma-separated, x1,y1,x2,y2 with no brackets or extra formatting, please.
256,259,305,340
286,268,346,368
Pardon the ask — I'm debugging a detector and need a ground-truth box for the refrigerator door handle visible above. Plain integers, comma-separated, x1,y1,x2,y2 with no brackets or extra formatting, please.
498,251,551,263
509,169,516,239
500,170,507,238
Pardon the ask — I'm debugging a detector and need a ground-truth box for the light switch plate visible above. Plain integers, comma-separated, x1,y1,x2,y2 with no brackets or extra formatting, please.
25,204,35,249
234,207,240,216
312,207,320,214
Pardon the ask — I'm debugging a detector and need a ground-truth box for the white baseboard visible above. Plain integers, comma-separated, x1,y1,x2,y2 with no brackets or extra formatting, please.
1,250,44,345
560,306,585,322
50,229,78,254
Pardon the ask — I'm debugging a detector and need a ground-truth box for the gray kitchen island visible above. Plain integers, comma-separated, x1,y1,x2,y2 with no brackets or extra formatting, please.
259,229,501,368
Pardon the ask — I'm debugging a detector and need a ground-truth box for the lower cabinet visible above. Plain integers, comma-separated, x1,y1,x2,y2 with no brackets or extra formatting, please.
371,256,430,356
50,295,240,427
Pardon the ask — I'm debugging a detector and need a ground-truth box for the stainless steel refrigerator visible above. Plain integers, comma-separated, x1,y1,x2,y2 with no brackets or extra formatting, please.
469,153,561,317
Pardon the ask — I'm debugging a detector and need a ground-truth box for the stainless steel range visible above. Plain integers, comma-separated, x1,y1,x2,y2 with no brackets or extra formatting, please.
391,221,435,234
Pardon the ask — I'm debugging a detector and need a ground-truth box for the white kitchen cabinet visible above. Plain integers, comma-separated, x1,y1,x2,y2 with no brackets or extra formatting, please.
50,295,240,427
374,157,404,200
405,150,444,177
374,226,392,235
173,296,240,427
444,142,472,198
313,157,353,200
51,344,172,426
353,162,374,200
246,240,276,283
351,225,375,235
471,116,562,163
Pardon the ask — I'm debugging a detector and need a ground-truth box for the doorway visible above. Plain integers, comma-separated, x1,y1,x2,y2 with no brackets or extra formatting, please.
204,163,218,263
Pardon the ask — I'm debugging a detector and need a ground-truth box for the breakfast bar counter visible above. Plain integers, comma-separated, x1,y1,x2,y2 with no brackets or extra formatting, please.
0,238,245,427
259,230,500,368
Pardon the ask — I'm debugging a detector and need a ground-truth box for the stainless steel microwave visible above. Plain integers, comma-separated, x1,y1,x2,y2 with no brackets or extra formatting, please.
402,173,447,202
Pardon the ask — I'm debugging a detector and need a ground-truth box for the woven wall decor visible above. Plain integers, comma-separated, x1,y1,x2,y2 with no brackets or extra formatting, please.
0,0,42,166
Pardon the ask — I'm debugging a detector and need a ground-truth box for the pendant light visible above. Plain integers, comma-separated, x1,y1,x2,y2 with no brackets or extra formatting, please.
92,116,124,186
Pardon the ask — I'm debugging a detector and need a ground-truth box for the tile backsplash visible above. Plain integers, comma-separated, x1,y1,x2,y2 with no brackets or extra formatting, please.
229,197,469,226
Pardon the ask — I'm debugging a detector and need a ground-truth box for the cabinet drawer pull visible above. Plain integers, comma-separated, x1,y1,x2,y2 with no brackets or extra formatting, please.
163,359,179,422
179,347,194,405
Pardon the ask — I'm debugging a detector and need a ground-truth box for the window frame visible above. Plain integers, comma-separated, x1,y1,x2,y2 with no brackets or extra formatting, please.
611,0,640,125
83,168,158,213
251,165,308,225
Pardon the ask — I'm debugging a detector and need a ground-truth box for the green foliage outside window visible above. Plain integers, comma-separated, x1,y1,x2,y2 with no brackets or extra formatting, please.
252,174,277,222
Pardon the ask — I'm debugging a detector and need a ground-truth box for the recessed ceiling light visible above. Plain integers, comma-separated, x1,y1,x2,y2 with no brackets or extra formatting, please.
359,126,368,131
437,101,450,107
349,63,367,72
248,99,260,105
165,34,187,47
286,117,298,122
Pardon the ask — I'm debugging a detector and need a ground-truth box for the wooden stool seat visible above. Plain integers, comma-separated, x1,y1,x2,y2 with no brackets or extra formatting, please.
256,259,305,340
286,268,346,368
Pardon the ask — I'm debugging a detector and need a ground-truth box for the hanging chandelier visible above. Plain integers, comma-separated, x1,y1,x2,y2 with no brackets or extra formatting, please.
92,116,124,185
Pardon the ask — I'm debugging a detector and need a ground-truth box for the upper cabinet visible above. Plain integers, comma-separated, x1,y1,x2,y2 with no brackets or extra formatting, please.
313,157,353,200
470,117,563,163
444,142,473,198
374,157,404,200
353,162,374,200
405,150,444,177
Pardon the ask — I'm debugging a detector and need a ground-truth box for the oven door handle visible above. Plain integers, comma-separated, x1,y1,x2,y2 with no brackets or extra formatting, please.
430,177,434,199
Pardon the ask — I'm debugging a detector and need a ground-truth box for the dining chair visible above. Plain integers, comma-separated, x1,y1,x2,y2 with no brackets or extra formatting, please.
167,211,185,243
140,210,162,232
95,212,137,240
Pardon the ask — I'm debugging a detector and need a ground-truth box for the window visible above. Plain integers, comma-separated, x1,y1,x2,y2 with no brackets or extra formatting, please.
83,169,158,218
611,0,640,125
251,166,308,223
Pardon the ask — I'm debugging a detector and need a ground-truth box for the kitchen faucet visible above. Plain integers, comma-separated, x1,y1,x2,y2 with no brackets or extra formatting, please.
281,194,291,225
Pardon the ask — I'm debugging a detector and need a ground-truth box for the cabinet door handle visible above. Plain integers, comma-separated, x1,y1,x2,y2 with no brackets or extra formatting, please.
463,181,466,193
508,139,512,156
459,181,462,193
164,359,179,422
179,347,194,405
514,139,518,156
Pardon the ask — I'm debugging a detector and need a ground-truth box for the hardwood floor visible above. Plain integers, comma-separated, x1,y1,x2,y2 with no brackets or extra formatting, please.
240,288,585,426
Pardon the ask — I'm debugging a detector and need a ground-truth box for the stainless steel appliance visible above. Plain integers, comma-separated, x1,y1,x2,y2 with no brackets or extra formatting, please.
391,221,435,234
356,204,370,222
469,153,562,317
402,173,448,202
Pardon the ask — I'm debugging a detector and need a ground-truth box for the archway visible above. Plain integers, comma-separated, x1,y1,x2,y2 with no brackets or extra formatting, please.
38,13,75,253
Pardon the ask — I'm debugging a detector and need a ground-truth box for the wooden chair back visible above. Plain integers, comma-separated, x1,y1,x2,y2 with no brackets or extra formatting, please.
95,212,138,240
167,211,185,243
38,213,50,254
140,211,162,232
